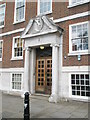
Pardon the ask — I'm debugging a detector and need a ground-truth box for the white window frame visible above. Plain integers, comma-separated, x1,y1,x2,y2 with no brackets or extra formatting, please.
69,73,90,100
0,40,3,61
11,73,23,91
37,0,52,15
68,0,90,8
68,21,89,56
0,3,6,28
14,0,26,24
12,36,23,60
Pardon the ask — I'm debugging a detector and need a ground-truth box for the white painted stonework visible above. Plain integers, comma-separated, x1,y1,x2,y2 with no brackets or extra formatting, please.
0,68,24,95
21,15,63,102
0,66,89,101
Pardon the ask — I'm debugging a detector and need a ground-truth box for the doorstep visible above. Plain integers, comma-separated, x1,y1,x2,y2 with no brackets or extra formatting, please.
30,93,50,100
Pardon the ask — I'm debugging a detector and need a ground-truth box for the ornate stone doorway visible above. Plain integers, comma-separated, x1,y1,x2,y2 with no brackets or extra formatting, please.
21,15,63,102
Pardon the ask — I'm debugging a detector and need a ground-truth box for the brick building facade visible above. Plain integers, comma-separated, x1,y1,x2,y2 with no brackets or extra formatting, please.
0,0,90,102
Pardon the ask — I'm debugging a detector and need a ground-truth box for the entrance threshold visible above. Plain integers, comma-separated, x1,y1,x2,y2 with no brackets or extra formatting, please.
30,93,50,100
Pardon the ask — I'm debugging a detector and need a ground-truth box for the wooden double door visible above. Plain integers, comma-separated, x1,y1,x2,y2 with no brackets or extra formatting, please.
36,57,52,94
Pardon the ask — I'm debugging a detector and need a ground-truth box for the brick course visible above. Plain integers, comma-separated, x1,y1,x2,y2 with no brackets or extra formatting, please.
0,1,89,68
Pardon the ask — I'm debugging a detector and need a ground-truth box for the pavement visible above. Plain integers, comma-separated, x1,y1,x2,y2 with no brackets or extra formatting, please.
0,92,89,119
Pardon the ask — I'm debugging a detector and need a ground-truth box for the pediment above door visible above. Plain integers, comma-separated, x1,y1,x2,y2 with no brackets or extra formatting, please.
21,15,63,38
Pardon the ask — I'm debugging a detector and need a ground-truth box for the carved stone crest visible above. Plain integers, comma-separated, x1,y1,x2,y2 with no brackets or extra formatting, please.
34,17,44,32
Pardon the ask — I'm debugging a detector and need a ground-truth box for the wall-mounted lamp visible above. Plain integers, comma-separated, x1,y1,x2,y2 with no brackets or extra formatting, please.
40,46,44,50
64,56,67,59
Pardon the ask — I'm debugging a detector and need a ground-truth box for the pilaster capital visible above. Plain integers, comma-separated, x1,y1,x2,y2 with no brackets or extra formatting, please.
50,44,60,48
25,47,32,52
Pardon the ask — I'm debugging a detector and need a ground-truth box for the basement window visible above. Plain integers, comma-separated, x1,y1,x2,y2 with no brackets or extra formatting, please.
71,74,90,97
12,73,22,90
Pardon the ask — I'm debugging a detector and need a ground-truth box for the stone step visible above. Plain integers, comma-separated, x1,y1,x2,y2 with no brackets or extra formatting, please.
30,94,50,100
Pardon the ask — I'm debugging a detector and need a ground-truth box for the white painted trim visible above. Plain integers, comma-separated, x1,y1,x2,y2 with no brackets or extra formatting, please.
0,11,89,37
0,28,25,37
68,0,90,8
68,51,90,56
21,29,58,38
0,25,4,29
14,0,26,24
0,58,2,62
37,0,52,16
12,36,23,60
0,68,24,73
13,20,25,25
69,21,89,27
11,58,23,61
0,66,89,73
54,11,90,23
62,66,90,73
69,73,72,99
69,21,89,55
0,40,3,61
0,3,6,28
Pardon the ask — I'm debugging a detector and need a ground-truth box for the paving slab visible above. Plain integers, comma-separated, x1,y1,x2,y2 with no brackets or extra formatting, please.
0,93,89,119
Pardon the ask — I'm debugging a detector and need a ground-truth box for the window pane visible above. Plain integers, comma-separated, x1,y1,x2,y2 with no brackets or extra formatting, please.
72,26,76,39
14,38,23,57
83,24,88,36
0,41,2,58
77,25,82,37
40,0,51,14
85,75,89,80
71,23,88,52
0,4,5,26
83,38,88,50
15,0,25,21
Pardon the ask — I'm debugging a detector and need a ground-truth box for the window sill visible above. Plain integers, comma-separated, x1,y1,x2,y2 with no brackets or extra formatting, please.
11,57,23,61
11,89,22,92
0,58,2,61
68,51,89,56
13,19,25,25
68,1,90,8
0,25,4,29
37,11,52,16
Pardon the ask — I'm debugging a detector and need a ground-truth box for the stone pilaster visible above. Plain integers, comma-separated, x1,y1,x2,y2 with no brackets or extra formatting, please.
21,47,31,98
49,44,59,103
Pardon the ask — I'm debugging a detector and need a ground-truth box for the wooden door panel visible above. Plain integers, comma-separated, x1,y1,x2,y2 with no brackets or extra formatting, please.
36,57,52,94
36,59,45,93
45,59,52,94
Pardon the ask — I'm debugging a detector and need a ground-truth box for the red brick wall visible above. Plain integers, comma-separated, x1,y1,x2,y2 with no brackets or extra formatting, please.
58,16,89,66
1,1,89,33
0,1,89,68
2,32,24,68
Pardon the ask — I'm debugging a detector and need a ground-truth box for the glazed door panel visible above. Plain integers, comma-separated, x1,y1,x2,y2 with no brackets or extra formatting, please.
45,58,52,94
36,57,52,94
